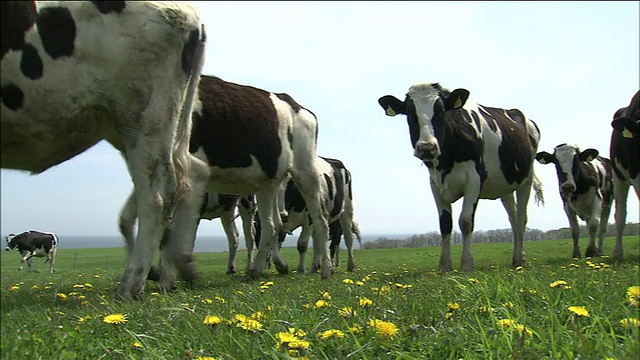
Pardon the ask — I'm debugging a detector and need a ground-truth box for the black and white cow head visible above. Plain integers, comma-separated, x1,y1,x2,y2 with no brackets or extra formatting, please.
378,83,470,161
5,233,17,251
535,144,599,196
611,90,640,140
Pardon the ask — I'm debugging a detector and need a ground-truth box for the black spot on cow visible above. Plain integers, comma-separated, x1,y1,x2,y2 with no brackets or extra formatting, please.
275,93,303,113
36,7,76,59
181,28,201,76
20,43,43,79
322,157,346,218
1,83,25,111
91,1,126,14
285,181,306,213
439,209,453,235
190,76,282,179
1,1,37,60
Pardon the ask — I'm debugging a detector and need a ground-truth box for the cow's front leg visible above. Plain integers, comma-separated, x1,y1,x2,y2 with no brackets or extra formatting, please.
430,180,453,272
296,224,313,273
564,205,581,258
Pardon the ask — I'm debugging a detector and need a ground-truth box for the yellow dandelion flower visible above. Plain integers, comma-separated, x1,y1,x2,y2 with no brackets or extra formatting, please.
84,283,92,288
369,319,399,339
356,281,364,286
515,324,533,336
302,303,312,309
515,266,524,271
348,324,362,334
620,318,640,329
237,318,263,331
568,306,590,317
497,319,513,329
68,292,78,297
468,278,480,284
321,291,331,299
150,292,160,296
132,341,142,349
338,307,357,318
343,278,354,284
103,314,128,324
448,302,460,311
627,286,640,307
277,332,310,350
251,311,266,320
202,298,213,304
73,284,84,288
502,301,514,309
318,329,345,340
80,301,89,306
94,275,100,278
195,357,216,360
31,285,39,290
215,296,226,304
288,327,307,337
445,312,454,319
358,297,373,307
56,293,68,301
550,280,568,288
9,286,19,291
315,299,329,308
262,281,274,287
204,315,222,325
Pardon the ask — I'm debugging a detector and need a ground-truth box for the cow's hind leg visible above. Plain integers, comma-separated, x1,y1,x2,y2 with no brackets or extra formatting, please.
49,248,57,273
220,210,240,274
595,194,612,257
512,177,533,267
296,225,313,273
612,178,630,260
247,189,287,280
339,216,357,272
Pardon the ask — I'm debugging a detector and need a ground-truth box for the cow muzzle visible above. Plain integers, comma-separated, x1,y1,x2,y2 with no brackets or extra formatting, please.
560,182,576,195
414,141,440,161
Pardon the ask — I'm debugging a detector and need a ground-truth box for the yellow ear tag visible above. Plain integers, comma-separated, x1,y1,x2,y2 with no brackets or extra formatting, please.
538,158,547,164
385,106,396,116
622,128,633,138
453,98,463,109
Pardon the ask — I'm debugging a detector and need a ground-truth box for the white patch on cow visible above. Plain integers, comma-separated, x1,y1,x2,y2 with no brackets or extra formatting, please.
554,144,580,190
407,84,440,147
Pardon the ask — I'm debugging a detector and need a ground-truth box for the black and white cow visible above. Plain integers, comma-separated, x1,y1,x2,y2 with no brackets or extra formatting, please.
260,156,361,274
5,231,58,273
378,83,543,272
536,144,613,258
1,2,206,299
328,217,362,269
121,74,332,285
119,191,256,276
610,90,640,259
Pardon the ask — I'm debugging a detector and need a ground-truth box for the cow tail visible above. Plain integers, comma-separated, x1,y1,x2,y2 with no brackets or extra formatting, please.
352,220,363,250
174,23,207,205
532,171,545,207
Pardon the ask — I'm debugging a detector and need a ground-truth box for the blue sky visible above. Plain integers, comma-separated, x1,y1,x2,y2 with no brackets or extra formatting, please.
2,1,638,240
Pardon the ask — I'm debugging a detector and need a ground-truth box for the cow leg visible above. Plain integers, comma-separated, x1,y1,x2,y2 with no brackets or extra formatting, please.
584,215,600,258
220,210,240,274
297,224,313,274
247,190,287,280
339,216,356,272
431,179,454,272
612,178,630,260
291,170,332,279
512,177,533,267
238,200,256,273
458,196,479,272
596,193,613,257
49,248,57,273
157,157,209,290
564,205,581,258
501,193,519,264
118,189,138,254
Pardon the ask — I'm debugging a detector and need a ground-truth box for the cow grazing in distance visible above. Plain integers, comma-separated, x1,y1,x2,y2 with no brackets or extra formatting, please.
378,83,544,272
5,231,59,273
1,1,206,299
610,90,640,259
256,156,361,273
120,74,332,286
119,191,257,275
536,144,613,258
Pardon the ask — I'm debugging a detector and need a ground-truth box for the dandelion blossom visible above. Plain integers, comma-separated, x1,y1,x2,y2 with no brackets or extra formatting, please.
277,332,310,350
568,306,590,317
103,314,128,324
627,286,640,307
237,318,263,331
132,341,142,349
369,319,399,339
315,299,329,308
318,329,345,340
515,324,533,336
343,278,354,284
321,291,331,299
338,307,357,318
620,318,639,329
550,280,568,288
497,319,514,329
448,302,460,311
358,297,373,307
204,315,222,325
202,298,213,304
348,324,362,334
56,293,68,301
9,286,19,291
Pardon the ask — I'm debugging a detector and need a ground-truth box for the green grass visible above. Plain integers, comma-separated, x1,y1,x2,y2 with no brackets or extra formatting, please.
2,236,639,360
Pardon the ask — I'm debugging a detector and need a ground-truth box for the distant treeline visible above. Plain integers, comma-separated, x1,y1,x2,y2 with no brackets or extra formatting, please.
364,222,639,249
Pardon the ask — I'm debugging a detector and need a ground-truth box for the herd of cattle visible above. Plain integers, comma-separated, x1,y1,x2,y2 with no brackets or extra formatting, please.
1,2,638,300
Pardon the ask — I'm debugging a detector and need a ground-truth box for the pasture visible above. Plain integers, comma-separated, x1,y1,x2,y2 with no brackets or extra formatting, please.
1,236,638,360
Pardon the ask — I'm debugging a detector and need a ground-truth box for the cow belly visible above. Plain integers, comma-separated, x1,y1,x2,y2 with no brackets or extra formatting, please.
430,162,476,203
23,248,48,258
569,189,599,221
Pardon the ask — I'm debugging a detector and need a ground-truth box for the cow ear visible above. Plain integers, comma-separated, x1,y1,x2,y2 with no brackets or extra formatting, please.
579,148,599,162
611,117,638,138
535,151,555,164
378,95,405,117
444,89,470,110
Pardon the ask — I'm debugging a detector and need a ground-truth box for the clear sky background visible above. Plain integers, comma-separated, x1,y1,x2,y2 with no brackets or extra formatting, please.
1,2,638,240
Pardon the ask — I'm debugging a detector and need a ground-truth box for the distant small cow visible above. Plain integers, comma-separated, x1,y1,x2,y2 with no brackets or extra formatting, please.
378,83,543,272
256,156,361,273
536,144,613,258
120,192,256,276
610,90,640,259
5,231,58,273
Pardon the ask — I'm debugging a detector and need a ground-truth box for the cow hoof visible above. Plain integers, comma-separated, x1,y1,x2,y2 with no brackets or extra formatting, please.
243,269,261,282
114,285,144,301
347,264,356,272
226,269,236,275
147,266,162,282
274,262,289,274
585,248,596,258
296,266,307,274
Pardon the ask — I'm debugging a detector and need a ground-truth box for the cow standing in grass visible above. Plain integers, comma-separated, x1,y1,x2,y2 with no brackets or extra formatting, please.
378,83,543,272
536,144,613,258
5,230,58,273
610,90,640,259
1,1,207,299
120,75,331,285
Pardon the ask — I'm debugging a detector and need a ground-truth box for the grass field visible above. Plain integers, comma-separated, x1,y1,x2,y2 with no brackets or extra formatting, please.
1,236,638,359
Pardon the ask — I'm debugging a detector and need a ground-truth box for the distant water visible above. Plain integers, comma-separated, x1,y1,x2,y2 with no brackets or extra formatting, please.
10,234,412,253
